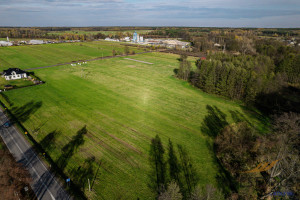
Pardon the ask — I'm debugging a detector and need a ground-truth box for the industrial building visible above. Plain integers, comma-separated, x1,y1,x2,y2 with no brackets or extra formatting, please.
132,31,143,43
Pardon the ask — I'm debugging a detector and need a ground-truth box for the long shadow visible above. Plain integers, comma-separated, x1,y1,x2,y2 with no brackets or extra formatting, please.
0,93,14,107
10,101,42,123
91,161,102,191
70,156,96,191
229,110,253,126
56,126,87,171
0,100,87,199
40,130,61,152
255,85,300,115
200,105,228,138
201,105,237,195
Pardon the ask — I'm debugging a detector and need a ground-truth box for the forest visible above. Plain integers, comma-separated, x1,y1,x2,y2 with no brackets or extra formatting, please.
171,29,300,199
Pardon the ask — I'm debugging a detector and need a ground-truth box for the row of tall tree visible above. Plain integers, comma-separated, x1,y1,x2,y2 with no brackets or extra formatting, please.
175,53,285,104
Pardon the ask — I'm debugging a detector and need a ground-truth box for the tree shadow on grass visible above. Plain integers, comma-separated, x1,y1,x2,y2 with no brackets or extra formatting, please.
56,126,87,172
5,108,88,199
229,110,253,126
40,130,61,152
201,105,237,195
70,156,96,191
10,101,42,123
200,105,229,138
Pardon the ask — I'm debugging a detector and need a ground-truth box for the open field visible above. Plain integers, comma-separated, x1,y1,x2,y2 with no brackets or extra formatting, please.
1,50,269,199
0,41,144,70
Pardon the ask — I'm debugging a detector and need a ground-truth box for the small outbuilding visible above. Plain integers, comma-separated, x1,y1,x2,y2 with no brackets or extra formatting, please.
2,68,28,80
29,40,44,45
0,41,13,47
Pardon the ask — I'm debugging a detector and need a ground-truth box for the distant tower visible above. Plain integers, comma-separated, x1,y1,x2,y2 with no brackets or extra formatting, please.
7,36,9,42
133,31,138,43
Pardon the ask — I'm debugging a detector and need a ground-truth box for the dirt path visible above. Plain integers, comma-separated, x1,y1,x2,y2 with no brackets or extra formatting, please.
124,58,153,64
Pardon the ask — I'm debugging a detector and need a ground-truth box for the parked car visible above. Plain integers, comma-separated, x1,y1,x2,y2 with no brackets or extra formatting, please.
3,121,11,128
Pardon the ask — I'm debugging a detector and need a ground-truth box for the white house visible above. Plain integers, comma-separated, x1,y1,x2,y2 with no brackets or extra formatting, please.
3,68,27,80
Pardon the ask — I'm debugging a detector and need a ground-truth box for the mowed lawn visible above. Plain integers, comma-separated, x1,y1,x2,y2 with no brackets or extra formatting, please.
3,52,267,199
0,41,144,70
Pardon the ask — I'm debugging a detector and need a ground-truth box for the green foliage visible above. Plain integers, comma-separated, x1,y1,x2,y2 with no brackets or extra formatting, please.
177,54,191,81
2,51,268,199
255,39,300,84
112,49,117,56
124,46,130,55
176,53,285,104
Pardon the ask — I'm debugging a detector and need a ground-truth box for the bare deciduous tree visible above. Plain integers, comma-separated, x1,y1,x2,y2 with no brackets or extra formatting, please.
158,181,183,200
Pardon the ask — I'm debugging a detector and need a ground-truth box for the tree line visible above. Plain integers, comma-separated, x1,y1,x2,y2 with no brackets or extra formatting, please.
175,53,281,104
175,49,300,112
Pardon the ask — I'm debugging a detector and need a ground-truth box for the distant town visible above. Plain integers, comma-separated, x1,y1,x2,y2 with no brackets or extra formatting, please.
0,31,191,49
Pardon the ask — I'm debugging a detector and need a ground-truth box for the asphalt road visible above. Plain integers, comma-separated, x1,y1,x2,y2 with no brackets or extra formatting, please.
0,109,72,200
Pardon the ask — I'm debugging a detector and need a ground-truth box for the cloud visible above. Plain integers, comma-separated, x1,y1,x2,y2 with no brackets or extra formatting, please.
0,0,299,27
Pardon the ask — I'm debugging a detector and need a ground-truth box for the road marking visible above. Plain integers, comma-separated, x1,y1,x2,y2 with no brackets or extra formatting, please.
7,115,69,198
1,128,56,200
0,111,71,200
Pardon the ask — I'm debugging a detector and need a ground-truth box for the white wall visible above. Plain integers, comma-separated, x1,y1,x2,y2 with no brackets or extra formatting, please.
4,73,27,80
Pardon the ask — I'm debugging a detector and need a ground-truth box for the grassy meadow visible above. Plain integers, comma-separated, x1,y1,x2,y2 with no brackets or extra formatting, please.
0,41,144,70
0,48,269,199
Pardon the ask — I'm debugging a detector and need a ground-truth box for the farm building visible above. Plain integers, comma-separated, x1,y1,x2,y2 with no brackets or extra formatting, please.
0,41,13,46
2,68,27,80
105,38,120,42
29,40,44,45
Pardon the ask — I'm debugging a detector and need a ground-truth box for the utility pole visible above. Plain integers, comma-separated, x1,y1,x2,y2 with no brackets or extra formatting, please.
88,178,91,191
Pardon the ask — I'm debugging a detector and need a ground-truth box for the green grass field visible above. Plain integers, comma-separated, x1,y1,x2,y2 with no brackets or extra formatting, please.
0,41,144,70
1,49,268,199
0,77,34,90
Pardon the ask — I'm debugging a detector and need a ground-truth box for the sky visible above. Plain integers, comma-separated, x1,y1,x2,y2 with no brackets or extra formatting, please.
0,0,300,27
